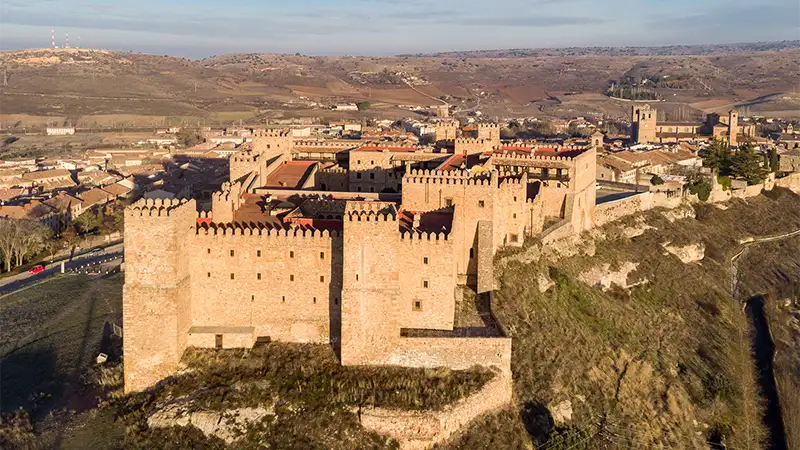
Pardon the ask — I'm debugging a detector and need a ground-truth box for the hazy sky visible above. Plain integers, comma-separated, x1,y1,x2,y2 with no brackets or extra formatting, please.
1,0,798,58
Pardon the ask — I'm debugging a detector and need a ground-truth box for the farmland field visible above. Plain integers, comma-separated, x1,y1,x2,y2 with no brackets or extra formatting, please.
0,273,123,422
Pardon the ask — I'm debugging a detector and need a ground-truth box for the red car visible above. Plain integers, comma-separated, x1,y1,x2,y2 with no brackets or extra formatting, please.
28,264,45,274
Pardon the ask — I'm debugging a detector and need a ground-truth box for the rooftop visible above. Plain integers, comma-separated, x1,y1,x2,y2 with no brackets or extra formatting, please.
264,161,317,189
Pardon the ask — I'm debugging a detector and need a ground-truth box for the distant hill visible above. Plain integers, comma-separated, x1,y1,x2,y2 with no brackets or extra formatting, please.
401,40,800,58
1,42,799,129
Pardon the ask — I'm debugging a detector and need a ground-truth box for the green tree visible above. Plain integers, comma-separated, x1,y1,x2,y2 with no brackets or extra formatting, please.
699,139,732,176
730,143,766,185
356,101,371,111
650,174,665,185
689,179,712,201
767,148,779,173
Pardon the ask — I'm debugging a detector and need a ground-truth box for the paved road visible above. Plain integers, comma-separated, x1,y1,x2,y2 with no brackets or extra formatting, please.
0,243,124,295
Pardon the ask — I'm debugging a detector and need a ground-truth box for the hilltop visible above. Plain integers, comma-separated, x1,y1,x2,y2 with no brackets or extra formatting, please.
1,43,799,129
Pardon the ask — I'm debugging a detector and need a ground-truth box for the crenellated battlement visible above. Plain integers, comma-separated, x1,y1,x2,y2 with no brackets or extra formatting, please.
477,123,500,130
230,150,260,163
293,140,359,149
254,129,290,138
344,201,398,222
490,150,580,163
400,230,450,242
455,137,489,145
126,198,192,217
195,223,340,239
402,168,496,186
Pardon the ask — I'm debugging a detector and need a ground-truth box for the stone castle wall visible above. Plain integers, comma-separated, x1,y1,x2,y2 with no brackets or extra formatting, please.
189,228,342,343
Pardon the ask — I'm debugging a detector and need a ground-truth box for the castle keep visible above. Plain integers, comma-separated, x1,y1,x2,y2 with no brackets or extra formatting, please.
123,124,598,392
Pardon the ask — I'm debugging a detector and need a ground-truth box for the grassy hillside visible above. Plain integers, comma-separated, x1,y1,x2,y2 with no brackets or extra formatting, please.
443,188,800,449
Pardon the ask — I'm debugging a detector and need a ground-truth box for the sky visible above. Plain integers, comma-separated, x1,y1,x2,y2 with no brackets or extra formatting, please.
0,0,798,58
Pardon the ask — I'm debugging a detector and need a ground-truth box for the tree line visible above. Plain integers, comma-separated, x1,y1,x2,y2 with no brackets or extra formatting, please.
0,219,53,273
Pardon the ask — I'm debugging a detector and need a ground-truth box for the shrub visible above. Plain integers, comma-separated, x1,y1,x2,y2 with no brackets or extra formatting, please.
689,180,712,201
356,101,371,111
717,175,732,191
650,174,665,185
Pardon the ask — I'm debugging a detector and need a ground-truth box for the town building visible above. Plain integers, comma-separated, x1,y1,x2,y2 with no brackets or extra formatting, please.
631,105,755,146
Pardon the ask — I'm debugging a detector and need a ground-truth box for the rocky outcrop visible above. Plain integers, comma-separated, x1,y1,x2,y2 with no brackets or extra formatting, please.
148,401,274,443
661,242,705,263
579,262,641,291
661,204,696,223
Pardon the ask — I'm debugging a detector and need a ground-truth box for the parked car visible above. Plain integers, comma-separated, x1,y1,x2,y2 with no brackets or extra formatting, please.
28,264,45,274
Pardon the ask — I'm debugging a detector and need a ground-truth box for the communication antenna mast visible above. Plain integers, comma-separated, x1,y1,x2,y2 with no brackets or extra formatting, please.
65,32,69,48
51,26,55,48
77,36,81,48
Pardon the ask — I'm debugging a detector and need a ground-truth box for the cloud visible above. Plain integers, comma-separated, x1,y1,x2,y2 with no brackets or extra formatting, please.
0,0,796,57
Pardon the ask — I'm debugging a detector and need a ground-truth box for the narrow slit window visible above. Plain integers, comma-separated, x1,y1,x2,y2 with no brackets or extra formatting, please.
230,250,234,257
257,273,262,280
230,273,235,280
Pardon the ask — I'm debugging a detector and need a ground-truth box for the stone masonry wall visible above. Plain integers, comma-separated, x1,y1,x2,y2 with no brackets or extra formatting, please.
189,229,341,344
123,198,196,392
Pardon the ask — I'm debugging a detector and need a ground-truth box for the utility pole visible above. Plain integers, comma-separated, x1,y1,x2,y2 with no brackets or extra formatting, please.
2,69,7,87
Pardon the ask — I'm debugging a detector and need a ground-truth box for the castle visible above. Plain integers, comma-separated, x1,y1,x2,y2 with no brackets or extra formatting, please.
631,104,755,146
123,124,599,392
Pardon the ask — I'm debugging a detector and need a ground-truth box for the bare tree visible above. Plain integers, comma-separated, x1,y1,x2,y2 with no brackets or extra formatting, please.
14,220,51,267
0,219,21,272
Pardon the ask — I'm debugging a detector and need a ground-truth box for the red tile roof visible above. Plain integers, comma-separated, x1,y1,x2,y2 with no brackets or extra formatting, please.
264,161,316,188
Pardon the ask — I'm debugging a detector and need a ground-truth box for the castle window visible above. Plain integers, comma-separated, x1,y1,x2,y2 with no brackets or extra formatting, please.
215,334,223,349
320,275,325,282
510,234,519,243
357,187,362,192
313,297,317,304
335,297,339,305
445,198,453,207
282,296,286,303
251,295,254,302
369,187,374,192
290,251,294,258
320,252,325,259
257,250,261,257
423,280,429,288
257,273,262,280
470,248,474,259
207,248,211,254
290,274,294,282
478,200,485,208
423,257,428,265
357,173,362,179
413,300,422,311
357,160,361,164
207,272,211,278
369,173,375,180
230,250,234,257
513,213,517,219
267,144,271,149
513,196,517,202
356,274,359,281
370,160,374,165
230,273,235,280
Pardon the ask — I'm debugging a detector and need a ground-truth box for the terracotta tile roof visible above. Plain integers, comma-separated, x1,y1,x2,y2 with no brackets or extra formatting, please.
264,161,317,188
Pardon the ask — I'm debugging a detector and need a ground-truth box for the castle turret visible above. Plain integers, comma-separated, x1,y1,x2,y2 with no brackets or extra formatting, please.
123,198,196,392
340,201,401,365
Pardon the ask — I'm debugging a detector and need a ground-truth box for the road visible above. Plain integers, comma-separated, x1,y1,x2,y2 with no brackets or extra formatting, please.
0,243,124,295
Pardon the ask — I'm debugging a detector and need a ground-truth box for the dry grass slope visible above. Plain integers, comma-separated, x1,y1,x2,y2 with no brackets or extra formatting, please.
441,188,800,449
